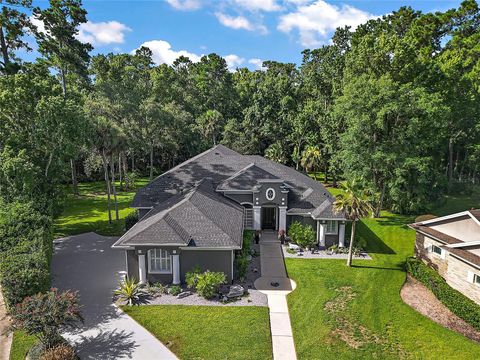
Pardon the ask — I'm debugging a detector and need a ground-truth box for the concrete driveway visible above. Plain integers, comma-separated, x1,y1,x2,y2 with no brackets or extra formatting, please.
51,232,177,360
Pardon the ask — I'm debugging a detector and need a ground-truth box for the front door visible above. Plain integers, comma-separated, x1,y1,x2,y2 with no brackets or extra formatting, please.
262,207,276,230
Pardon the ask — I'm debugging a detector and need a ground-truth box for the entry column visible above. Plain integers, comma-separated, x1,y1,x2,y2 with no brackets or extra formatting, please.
278,206,287,231
172,251,180,285
138,251,147,284
253,206,261,230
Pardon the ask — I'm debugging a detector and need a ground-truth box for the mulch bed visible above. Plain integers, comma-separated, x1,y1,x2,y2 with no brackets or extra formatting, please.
401,274,480,343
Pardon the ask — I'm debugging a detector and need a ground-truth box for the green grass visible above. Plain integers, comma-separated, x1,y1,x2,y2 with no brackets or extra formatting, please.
53,178,149,237
287,190,480,359
122,305,272,360
9,331,35,360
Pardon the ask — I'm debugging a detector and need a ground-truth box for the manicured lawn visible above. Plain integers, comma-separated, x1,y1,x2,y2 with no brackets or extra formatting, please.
122,305,272,360
54,178,149,237
287,192,480,359
9,331,35,360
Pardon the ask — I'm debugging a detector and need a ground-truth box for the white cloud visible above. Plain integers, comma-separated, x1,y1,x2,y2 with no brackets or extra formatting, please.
278,0,376,47
78,21,131,45
234,0,281,12
215,12,267,34
224,54,245,71
248,58,265,70
30,16,131,46
137,40,201,65
166,0,202,11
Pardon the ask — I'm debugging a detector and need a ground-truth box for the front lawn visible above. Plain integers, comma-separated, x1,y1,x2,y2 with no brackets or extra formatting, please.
287,205,480,359
122,305,272,360
54,178,149,237
9,331,35,360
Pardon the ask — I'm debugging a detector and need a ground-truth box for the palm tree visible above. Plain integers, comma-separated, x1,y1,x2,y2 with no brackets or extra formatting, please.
265,142,287,164
333,180,373,267
300,145,322,180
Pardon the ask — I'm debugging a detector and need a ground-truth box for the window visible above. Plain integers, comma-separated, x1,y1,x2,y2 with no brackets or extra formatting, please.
243,204,253,229
266,188,276,201
431,245,443,256
475,274,480,286
148,249,171,273
325,220,338,235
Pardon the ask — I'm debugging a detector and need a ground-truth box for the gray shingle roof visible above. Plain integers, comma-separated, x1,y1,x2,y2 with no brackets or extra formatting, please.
113,180,244,248
132,144,343,220
217,163,281,191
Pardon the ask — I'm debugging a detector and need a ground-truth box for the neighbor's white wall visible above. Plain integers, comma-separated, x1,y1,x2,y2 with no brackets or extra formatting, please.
430,218,480,242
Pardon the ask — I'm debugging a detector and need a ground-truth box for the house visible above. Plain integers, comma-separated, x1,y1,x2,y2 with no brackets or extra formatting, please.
112,145,346,284
409,210,480,304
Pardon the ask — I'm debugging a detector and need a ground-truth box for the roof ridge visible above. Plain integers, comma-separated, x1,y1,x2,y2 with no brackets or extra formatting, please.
164,213,191,244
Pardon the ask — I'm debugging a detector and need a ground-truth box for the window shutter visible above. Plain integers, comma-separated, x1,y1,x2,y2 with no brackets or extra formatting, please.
467,271,475,283
425,243,432,252
440,249,446,259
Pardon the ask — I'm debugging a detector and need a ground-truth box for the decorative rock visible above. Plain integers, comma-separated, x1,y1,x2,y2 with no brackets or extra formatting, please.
253,268,258,273
289,243,300,250
227,284,245,298
177,291,193,299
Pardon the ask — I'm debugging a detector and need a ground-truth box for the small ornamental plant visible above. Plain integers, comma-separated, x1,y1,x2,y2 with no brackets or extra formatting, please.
9,289,83,351
114,277,144,306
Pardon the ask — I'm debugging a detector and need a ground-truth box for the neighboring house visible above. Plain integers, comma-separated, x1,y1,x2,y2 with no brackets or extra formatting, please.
410,210,480,304
112,145,346,284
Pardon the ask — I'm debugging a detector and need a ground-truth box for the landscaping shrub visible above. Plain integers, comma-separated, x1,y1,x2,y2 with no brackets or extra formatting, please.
414,214,437,223
125,210,139,231
146,282,168,297
40,343,78,360
169,285,182,296
0,200,52,259
195,271,226,299
242,230,253,255
0,248,50,307
114,277,144,306
185,266,201,289
9,289,83,351
406,257,480,330
288,221,316,249
236,256,249,281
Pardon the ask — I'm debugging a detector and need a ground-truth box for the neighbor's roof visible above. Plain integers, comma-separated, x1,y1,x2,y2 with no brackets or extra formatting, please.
132,144,342,220
112,180,244,249
410,211,480,268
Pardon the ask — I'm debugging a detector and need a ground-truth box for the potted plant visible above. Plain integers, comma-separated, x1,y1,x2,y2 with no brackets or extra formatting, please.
278,229,286,244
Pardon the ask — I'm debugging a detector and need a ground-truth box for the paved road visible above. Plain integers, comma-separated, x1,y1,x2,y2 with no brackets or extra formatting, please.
52,232,177,360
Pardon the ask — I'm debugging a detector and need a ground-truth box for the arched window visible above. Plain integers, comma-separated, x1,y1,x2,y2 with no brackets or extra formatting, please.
242,203,253,229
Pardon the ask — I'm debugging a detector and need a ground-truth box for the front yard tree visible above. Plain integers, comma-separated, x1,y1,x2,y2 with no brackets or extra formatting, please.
333,180,373,267
34,0,92,195
0,0,33,74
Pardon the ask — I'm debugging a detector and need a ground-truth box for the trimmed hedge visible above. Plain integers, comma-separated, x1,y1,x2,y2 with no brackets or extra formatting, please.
0,201,52,308
406,257,480,331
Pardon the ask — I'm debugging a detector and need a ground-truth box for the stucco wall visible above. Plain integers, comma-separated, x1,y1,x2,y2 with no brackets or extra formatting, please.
181,249,233,283
429,216,480,242
126,248,233,284
287,215,315,229
254,182,288,207
446,255,480,304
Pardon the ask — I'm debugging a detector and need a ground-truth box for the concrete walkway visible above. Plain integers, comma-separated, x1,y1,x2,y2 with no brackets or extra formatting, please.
0,287,12,360
254,231,297,360
52,233,177,360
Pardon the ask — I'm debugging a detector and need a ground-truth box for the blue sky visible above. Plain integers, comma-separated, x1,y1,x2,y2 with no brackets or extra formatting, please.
29,0,462,70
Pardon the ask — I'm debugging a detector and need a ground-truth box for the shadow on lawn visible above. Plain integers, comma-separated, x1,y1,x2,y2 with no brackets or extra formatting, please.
357,221,396,255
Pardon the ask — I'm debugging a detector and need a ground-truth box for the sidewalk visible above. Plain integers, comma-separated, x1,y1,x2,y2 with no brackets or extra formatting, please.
0,287,12,360
254,231,297,360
